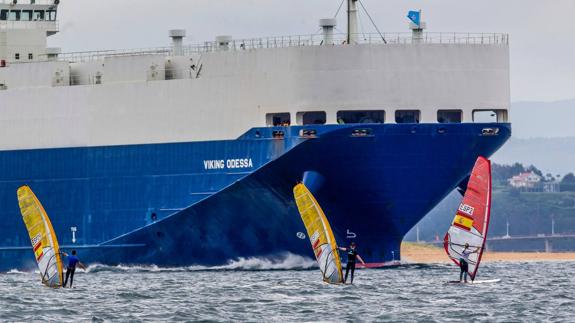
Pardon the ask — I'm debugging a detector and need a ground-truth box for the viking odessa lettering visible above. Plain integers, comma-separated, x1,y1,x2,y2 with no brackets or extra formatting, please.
204,158,253,170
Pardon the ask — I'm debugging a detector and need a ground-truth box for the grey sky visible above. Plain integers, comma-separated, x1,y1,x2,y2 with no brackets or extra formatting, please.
49,0,575,102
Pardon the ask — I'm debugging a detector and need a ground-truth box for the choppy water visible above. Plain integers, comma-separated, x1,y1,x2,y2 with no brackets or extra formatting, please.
1,255,574,322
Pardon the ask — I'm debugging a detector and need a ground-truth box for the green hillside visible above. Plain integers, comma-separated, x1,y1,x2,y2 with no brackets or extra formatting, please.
406,163,575,242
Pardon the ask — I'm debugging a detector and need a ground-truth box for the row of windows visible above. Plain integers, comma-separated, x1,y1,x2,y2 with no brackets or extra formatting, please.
0,9,56,21
267,110,468,126
266,110,506,126
12,53,34,60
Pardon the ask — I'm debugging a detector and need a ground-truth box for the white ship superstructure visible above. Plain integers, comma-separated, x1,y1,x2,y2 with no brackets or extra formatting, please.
1,0,509,150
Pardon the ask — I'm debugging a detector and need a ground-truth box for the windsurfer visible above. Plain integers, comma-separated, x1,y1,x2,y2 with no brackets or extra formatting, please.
62,250,86,288
459,243,480,283
338,242,366,284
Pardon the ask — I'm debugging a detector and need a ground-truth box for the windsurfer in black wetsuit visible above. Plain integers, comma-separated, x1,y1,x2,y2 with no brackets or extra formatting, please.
459,243,480,283
62,250,86,288
338,242,366,284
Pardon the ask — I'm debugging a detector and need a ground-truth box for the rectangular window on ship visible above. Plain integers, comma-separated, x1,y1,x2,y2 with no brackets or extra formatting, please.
47,10,57,21
473,109,508,123
337,110,385,124
437,110,462,123
33,11,45,21
297,111,326,125
266,113,291,127
395,110,420,124
8,11,17,21
21,10,32,21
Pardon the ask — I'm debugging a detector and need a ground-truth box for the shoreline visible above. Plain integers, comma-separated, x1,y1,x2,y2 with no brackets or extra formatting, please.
401,242,575,263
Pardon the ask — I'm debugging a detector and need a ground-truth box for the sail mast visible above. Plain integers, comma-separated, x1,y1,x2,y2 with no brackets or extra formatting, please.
347,0,359,44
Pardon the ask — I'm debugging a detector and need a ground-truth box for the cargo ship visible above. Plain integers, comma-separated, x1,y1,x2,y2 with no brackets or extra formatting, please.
0,0,511,270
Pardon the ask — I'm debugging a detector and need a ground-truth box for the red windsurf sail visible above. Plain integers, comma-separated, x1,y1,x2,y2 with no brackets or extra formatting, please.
444,157,492,281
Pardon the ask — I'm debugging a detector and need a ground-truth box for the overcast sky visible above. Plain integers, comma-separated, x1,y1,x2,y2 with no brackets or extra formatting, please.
48,0,575,102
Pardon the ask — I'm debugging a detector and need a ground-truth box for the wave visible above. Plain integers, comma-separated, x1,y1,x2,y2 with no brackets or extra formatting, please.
385,263,450,270
84,264,165,274
206,253,317,271
84,253,317,273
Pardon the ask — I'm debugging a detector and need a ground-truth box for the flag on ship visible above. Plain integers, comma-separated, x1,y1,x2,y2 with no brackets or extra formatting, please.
407,10,421,27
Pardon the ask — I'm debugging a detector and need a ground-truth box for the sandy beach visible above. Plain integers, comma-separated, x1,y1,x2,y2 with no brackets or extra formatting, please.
401,242,575,263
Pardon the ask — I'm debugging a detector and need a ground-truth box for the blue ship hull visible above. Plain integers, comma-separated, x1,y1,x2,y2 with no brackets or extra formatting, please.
0,123,510,271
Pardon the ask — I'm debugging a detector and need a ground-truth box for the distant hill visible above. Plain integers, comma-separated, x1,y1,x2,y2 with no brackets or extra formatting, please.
406,189,575,246
492,137,575,175
489,99,575,174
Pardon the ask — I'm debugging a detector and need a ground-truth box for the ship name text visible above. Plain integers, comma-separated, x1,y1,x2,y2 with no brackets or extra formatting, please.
203,158,254,170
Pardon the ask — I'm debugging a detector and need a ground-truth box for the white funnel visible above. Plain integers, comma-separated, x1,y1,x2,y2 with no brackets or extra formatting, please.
319,18,337,45
169,29,186,56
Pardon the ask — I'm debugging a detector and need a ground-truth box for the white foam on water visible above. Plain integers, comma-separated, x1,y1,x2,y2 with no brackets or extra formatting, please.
208,252,317,271
83,253,317,273
84,263,165,273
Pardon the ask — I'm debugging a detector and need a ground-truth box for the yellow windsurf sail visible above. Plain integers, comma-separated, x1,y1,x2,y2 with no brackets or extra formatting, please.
17,186,64,288
293,183,343,284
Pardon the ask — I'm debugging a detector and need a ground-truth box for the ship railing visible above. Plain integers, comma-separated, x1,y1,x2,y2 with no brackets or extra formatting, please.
214,32,509,50
55,48,172,63
0,0,56,4
50,32,508,63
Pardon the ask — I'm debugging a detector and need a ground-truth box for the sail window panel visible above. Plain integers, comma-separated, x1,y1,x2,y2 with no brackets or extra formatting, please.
395,110,420,124
337,110,385,124
266,113,291,127
437,110,462,123
297,111,326,125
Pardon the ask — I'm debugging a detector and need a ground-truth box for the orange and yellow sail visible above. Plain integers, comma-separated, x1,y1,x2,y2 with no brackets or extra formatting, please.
17,186,64,288
293,183,343,284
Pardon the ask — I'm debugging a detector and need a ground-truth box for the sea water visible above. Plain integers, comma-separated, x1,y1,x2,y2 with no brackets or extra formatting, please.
0,255,573,322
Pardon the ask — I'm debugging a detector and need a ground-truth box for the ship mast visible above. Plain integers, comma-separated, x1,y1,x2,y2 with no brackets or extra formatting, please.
347,0,358,44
